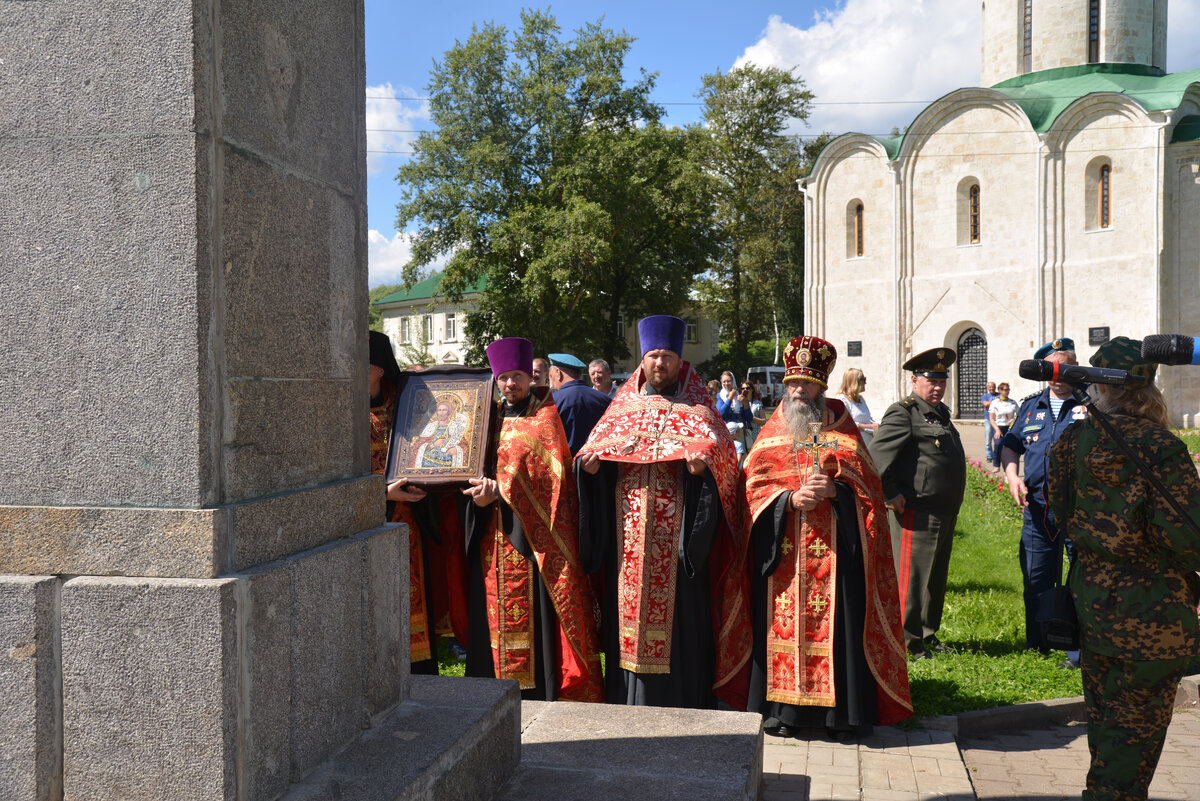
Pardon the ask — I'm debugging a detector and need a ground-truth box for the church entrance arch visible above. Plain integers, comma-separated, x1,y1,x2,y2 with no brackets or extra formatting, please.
956,328,987,419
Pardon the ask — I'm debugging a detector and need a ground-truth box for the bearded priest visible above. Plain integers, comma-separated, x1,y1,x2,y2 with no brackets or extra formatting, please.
461,336,603,702
576,315,751,709
743,335,912,739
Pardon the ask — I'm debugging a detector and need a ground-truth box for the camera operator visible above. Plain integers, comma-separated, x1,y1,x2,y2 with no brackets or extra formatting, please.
1046,337,1200,801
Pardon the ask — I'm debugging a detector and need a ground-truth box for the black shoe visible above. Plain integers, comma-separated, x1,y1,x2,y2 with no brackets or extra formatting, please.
924,635,949,653
910,649,932,660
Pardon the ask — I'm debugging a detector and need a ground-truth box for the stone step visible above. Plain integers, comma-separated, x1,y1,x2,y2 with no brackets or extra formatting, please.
499,700,763,801
281,675,521,801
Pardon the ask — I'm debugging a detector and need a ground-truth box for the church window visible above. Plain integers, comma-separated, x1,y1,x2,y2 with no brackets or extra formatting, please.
400,316,411,343
846,201,865,258
1085,157,1113,232
1098,164,1111,228
956,177,982,246
1023,0,1034,73
1088,0,1101,63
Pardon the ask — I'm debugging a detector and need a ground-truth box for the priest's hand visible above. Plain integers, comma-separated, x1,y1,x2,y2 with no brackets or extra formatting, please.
463,477,499,507
791,473,835,511
685,454,708,476
577,452,601,475
884,493,906,512
387,479,427,503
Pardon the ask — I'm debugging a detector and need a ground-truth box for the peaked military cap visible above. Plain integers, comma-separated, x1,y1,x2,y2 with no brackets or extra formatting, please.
1033,338,1075,359
903,347,955,378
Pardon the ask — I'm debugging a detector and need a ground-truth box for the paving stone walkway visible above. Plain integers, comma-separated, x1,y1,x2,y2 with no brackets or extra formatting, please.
760,707,1200,800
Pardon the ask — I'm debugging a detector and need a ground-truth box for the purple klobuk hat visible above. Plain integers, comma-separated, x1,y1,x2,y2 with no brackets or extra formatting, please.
485,337,533,377
638,315,686,357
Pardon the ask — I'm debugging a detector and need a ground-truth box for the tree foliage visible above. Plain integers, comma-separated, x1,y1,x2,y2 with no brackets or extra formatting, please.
396,11,716,364
368,283,402,332
694,65,814,377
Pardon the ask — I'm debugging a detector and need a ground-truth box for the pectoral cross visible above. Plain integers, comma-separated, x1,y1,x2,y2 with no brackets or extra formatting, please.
799,421,837,476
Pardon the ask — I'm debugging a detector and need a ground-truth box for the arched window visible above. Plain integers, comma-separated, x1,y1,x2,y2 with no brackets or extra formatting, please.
956,328,988,419
1098,164,1111,228
1023,0,1034,73
846,200,865,258
956,177,981,245
1085,157,1113,231
1088,0,1101,63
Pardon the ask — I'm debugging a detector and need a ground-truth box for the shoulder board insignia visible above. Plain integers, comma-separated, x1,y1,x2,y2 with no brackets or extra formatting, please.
901,398,917,407
1019,391,1040,403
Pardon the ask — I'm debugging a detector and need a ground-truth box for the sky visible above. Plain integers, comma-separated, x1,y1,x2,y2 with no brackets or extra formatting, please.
365,0,1200,288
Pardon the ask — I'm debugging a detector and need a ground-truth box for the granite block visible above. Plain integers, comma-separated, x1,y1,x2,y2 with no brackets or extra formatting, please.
224,378,357,502
242,562,292,801
0,576,62,801
216,0,364,191
288,536,366,781
231,475,384,571
61,576,239,801
0,0,200,137
282,675,520,801
0,134,211,509
364,523,407,718
0,505,228,579
218,146,361,382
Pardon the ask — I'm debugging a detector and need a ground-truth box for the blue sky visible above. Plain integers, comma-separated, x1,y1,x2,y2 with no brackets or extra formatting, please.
365,0,1200,287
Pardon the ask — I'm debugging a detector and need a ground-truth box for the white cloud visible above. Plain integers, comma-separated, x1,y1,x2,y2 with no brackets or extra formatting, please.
366,82,430,175
368,229,416,287
736,0,1200,142
735,1,980,140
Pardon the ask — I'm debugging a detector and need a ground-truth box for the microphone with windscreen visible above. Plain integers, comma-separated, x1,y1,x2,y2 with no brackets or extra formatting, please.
1141,334,1200,366
1018,359,1148,388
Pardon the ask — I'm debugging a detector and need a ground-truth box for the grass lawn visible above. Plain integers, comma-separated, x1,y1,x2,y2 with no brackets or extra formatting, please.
905,460,1082,717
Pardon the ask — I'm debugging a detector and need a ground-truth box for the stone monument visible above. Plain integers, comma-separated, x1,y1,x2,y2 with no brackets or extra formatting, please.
0,3,516,799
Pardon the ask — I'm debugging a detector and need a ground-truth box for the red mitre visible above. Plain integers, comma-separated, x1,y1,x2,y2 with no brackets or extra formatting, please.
782,335,837,388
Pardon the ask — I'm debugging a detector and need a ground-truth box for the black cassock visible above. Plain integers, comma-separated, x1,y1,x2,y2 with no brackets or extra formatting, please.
575,459,723,708
747,482,878,737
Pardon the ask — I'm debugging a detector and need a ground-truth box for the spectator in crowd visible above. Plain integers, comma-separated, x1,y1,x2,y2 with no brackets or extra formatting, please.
707,379,721,401
716,370,754,459
531,357,551,388
1047,336,1200,801
588,358,618,397
548,352,611,456
834,367,878,446
981,381,998,462
739,380,768,452
988,383,1019,470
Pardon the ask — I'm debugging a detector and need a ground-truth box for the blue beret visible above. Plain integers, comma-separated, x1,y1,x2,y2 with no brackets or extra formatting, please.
548,352,587,370
638,315,685,357
1033,338,1075,359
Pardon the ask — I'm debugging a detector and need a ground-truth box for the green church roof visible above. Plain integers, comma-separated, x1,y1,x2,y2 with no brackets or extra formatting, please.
373,272,488,305
865,63,1200,157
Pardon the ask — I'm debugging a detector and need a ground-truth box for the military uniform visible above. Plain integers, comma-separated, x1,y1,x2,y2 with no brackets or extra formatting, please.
869,349,966,656
1001,386,1087,650
1046,336,1200,801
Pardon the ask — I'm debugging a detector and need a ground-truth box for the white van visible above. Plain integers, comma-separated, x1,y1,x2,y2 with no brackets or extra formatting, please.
746,366,786,406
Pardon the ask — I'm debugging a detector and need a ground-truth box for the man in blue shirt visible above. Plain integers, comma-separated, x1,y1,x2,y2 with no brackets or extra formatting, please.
548,352,611,455
1000,338,1086,667
981,381,998,463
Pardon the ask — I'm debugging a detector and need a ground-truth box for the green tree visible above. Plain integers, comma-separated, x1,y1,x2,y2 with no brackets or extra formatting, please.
395,10,715,364
368,283,403,332
695,65,814,376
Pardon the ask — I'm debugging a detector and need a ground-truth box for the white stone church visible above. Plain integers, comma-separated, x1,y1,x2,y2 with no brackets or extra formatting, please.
801,0,1200,424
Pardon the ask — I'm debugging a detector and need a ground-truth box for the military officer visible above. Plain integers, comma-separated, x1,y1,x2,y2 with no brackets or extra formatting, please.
869,348,967,658
1000,338,1087,665
547,352,611,456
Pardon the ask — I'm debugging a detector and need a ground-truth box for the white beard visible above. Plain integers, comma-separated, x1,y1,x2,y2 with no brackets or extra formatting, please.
782,394,825,441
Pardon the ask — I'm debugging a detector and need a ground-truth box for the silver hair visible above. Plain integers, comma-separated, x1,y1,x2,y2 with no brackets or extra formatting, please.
588,358,610,371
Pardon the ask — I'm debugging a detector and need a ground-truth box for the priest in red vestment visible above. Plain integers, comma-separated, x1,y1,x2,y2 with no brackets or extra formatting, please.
576,315,751,709
369,332,470,673
743,335,911,738
462,337,603,702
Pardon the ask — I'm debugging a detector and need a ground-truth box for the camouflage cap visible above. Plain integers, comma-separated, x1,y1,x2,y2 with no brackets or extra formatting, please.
1089,336,1157,383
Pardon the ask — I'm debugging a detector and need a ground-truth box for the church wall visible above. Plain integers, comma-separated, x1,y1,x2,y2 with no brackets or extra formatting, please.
902,104,1041,410
1034,1,1089,74
1104,0,1166,70
981,0,1023,87
809,145,898,406
1056,106,1160,373
1163,142,1200,424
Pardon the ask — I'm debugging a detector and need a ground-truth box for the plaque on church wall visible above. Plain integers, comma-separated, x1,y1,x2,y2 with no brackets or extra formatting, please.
847,341,862,357
385,365,496,487
1088,327,1110,346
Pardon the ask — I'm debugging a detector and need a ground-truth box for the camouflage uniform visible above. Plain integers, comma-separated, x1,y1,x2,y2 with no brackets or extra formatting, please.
1048,414,1200,801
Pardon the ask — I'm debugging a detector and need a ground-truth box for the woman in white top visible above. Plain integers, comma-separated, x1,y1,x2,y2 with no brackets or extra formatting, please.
833,368,877,445
988,382,1019,469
